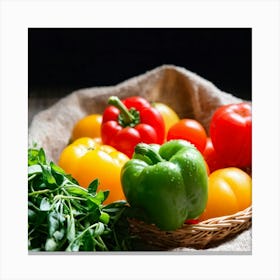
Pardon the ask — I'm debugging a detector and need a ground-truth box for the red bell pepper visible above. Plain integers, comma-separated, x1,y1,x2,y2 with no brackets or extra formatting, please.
101,96,165,157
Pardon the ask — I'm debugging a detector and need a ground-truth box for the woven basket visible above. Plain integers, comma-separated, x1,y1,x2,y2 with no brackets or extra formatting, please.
129,206,252,250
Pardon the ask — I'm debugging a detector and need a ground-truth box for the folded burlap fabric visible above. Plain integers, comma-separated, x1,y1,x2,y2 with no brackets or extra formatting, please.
28,64,243,163
172,228,252,253
28,65,251,252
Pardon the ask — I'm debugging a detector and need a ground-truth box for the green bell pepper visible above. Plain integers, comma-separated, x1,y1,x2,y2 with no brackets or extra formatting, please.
121,140,208,231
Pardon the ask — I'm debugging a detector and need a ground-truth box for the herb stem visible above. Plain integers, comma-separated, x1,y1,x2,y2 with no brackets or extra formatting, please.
66,223,106,251
95,235,108,251
53,194,86,201
28,189,51,196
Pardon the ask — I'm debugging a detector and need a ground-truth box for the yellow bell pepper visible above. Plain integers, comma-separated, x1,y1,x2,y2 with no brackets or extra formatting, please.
199,167,252,221
153,102,180,140
71,114,102,141
58,137,129,204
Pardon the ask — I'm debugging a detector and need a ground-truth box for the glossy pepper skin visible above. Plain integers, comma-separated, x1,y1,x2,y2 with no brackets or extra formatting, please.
58,137,129,204
101,96,165,158
121,140,208,231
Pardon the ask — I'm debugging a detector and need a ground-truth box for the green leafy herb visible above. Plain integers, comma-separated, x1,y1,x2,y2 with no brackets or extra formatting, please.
28,147,138,251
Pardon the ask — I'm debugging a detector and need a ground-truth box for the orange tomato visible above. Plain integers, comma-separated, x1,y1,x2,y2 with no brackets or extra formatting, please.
58,137,129,204
167,119,207,153
199,167,252,221
71,114,102,141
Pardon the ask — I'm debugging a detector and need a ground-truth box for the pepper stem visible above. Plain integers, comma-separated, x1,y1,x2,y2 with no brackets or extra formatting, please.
134,143,165,164
108,96,135,125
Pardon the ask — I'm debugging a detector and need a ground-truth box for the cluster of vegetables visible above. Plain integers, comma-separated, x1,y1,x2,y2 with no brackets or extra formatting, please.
59,96,252,229
28,95,252,251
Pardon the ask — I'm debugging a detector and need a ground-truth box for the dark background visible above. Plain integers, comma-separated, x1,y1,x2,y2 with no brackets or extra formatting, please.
28,28,252,100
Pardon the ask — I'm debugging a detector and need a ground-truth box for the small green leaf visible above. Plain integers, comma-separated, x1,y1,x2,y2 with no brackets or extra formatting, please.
56,211,66,224
93,222,105,237
102,200,127,212
45,238,57,251
41,164,56,185
40,197,51,211
94,190,110,204
28,148,40,166
99,211,110,224
102,190,110,202
66,238,80,252
48,211,60,236
66,186,88,197
65,174,80,185
86,197,100,210
88,179,99,195
28,165,42,176
28,147,47,166
34,210,48,225
82,230,94,251
28,208,37,223
66,215,75,242
86,203,101,223
86,196,102,207
38,148,47,165
50,162,65,186
50,162,66,174
53,229,65,241
95,192,105,204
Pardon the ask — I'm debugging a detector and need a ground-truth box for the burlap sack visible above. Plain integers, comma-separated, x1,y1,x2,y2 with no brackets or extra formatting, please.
28,64,243,163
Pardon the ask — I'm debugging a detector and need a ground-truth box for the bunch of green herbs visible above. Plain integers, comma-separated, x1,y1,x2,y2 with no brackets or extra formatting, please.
28,147,137,252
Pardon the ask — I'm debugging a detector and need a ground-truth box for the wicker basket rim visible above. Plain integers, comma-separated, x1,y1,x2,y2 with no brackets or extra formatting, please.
128,206,252,249
196,205,252,225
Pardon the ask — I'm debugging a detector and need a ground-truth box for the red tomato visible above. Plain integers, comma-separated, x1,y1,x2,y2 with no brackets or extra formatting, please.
167,119,207,153
209,102,252,168
203,137,227,173
185,219,199,225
